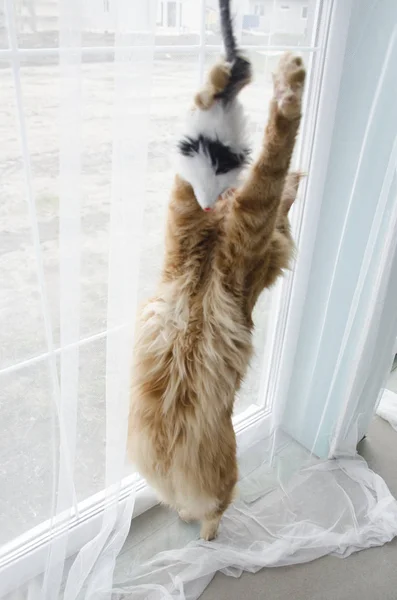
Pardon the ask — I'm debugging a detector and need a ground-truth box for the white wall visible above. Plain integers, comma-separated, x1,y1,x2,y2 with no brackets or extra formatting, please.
280,0,397,457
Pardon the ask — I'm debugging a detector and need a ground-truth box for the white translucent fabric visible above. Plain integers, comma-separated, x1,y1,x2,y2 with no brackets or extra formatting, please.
2,0,397,599
377,389,397,432
61,1,157,599
1,0,155,597
110,454,397,600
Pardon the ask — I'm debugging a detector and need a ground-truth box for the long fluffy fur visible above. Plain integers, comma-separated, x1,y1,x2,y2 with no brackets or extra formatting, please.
128,53,306,541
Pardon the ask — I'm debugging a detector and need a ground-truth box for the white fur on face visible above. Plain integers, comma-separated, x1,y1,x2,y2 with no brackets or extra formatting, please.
177,99,249,210
178,151,242,210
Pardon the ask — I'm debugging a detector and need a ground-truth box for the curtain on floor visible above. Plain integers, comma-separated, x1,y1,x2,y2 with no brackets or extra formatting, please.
2,0,397,599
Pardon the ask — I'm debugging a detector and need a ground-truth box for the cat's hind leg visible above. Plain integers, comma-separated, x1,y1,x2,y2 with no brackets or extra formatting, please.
199,483,236,541
200,513,223,542
177,494,232,540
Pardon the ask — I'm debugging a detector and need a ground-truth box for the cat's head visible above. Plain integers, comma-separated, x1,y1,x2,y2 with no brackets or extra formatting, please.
177,99,250,210
178,135,248,210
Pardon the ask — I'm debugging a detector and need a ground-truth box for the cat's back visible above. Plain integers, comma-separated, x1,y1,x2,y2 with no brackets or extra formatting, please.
132,262,252,420
128,224,252,502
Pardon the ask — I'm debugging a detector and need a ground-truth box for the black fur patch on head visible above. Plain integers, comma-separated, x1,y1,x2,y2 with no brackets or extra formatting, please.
178,134,250,175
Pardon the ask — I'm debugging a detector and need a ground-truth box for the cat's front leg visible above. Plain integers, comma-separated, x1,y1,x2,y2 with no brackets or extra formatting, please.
224,53,306,260
273,52,305,121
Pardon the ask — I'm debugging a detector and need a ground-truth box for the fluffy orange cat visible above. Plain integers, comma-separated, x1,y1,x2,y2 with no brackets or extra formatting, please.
128,52,306,540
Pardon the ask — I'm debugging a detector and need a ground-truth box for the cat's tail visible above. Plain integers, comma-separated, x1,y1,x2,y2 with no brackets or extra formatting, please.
219,0,238,62
216,0,252,104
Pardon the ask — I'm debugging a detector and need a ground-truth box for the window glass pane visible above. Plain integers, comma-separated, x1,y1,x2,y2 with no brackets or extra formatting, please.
74,337,106,500
0,337,108,545
156,0,198,41
0,61,48,369
11,0,161,49
207,0,318,47
10,0,317,50
0,360,57,545
12,0,59,49
156,1,163,26
0,0,322,549
6,55,115,349
0,0,7,48
10,1,318,50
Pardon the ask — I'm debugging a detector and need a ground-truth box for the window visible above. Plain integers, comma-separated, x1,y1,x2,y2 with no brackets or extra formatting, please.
280,4,290,9
302,6,308,19
1,0,336,594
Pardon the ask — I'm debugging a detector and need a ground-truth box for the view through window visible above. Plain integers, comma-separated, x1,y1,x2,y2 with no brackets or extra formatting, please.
0,0,320,550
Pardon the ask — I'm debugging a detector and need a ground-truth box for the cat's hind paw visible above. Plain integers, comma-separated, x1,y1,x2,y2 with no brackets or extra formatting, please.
178,508,196,523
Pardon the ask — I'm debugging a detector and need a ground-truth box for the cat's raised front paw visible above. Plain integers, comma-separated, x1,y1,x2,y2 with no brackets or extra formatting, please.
273,52,306,119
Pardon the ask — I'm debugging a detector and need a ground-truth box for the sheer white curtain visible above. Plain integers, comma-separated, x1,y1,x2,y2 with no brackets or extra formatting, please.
2,0,397,599
1,0,156,598
60,2,156,599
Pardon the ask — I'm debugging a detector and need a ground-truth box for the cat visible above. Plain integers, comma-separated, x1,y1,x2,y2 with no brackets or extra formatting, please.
128,52,306,541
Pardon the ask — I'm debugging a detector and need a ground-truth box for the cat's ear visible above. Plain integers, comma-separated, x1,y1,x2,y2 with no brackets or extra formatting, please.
281,171,306,214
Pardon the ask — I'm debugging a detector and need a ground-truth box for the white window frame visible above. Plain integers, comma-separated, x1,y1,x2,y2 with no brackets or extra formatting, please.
179,2,183,28
0,0,354,595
